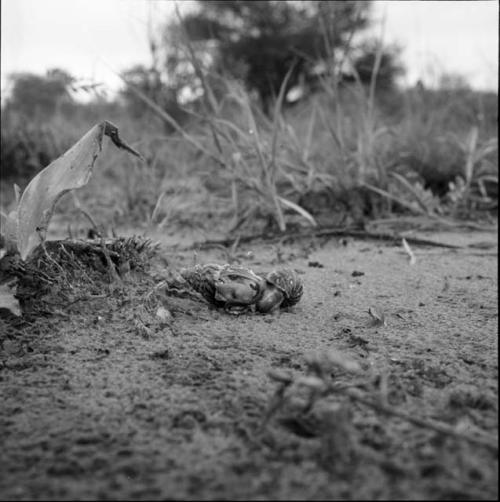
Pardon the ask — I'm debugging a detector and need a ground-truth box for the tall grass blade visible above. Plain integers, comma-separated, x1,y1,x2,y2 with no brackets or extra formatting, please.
150,190,167,224
390,172,434,215
174,2,224,156
278,196,317,227
303,101,318,162
270,63,296,171
118,73,224,167
363,183,427,215
464,126,479,185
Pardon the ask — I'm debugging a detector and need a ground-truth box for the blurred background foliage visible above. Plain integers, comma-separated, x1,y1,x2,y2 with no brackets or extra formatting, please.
1,0,497,234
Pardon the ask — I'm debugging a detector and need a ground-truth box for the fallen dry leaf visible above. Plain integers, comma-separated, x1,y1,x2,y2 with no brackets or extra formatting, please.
368,306,387,326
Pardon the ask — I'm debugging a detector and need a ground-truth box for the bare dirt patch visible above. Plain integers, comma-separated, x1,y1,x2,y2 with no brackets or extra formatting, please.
1,229,497,500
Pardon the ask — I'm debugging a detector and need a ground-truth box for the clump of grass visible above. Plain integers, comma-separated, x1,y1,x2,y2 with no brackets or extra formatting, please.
445,126,498,215
202,75,319,232
3,236,157,316
119,9,319,234
3,30,496,237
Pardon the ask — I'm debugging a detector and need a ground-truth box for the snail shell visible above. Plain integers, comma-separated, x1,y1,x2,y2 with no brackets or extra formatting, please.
179,263,223,305
179,263,265,309
255,284,285,313
256,268,303,313
179,264,302,314
214,265,265,306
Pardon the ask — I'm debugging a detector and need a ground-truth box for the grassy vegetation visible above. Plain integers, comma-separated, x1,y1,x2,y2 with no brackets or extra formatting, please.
1,61,497,502
1,76,497,239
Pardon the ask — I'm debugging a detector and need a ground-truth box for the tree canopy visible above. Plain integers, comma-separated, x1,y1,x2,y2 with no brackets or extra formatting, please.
5,69,75,118
168,0,403,111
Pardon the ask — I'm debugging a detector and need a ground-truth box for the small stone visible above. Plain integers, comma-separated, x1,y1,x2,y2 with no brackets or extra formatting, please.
156,306,173,324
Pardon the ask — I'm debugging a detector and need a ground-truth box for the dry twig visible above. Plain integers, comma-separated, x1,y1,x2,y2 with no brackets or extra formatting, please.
173,225,464,251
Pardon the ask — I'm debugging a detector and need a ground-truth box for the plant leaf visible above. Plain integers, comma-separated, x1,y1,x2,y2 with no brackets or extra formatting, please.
13,121,141,261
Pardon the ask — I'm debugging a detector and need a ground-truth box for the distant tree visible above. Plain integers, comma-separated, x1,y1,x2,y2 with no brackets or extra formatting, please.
168,0,404,112
345,41,405,90
438,72,471,91
119,64,188,131
5,68,75,117
121,64,165,117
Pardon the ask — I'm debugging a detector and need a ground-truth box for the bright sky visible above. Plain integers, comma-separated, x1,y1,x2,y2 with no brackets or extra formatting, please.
1,0,498,98
374,0,498,90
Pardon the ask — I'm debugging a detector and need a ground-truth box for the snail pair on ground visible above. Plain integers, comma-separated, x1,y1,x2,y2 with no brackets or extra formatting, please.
178,263,303,314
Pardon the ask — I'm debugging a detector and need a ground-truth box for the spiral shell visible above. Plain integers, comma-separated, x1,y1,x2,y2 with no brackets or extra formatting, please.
264,268,303,308
255,285,285,313
179,263,265,310
178,263,302,314
215,265,265,306
179,263,223,305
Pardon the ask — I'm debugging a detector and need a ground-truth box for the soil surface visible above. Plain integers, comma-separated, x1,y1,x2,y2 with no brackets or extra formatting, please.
1,227,498,500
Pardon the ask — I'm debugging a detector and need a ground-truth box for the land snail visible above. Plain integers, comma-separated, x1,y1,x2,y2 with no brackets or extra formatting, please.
256,268,303,313
179,264,303,314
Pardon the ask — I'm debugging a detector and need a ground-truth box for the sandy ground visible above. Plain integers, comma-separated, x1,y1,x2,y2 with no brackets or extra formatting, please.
0,228,498,500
